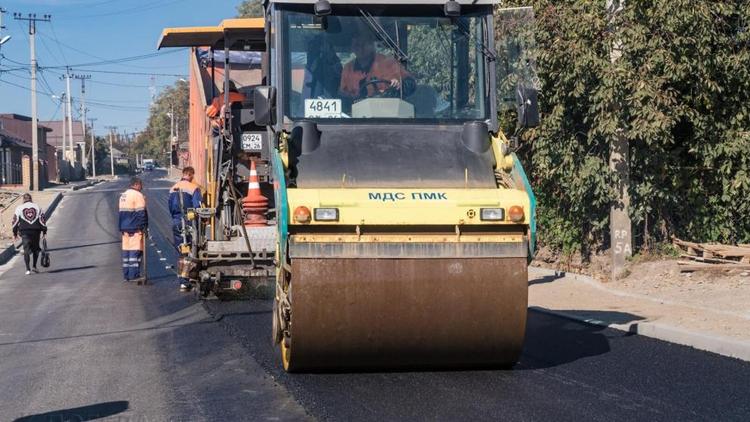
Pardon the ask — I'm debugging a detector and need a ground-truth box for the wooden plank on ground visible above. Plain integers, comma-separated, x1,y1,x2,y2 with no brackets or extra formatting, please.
700,244,750,258
677,261,750,272
680,254,743,265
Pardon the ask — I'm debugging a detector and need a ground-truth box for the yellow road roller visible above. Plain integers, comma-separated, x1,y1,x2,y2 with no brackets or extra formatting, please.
164,0,540,371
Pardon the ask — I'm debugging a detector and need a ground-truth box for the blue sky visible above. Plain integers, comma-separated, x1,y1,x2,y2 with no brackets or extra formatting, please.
0,0,239,137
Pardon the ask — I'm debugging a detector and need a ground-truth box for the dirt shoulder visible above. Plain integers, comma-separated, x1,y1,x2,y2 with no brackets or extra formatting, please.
529,258,750,351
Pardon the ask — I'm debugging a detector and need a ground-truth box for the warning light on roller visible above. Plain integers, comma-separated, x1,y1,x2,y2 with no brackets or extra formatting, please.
508,206,525,223
293,206,312,224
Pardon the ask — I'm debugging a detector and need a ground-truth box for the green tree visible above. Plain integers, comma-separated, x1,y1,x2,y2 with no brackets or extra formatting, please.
130,80,189,164
498,0,750,257
237,0,263,18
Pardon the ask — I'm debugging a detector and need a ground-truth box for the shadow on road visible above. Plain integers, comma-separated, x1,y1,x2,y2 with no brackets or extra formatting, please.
46,265,97,274
13,401,129,422
528,271,566,286
519,309,643,370
48,241,119,252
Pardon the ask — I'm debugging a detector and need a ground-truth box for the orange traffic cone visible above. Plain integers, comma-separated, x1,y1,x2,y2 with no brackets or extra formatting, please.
242,161,269,227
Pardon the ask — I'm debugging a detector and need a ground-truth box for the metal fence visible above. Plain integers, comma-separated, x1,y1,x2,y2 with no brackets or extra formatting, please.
0,161,22,185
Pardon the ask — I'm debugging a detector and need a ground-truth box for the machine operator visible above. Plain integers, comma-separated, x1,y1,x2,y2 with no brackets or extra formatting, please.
339,32,416,101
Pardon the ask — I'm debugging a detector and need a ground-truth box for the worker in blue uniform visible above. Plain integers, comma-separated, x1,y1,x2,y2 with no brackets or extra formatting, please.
119,177,148,282
169,166,203,291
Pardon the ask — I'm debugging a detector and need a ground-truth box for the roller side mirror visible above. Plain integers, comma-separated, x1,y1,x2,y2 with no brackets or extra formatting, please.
516,85,540,128
254,86,277,127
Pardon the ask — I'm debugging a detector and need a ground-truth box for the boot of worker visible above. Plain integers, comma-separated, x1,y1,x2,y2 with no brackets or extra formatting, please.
179,278,192,291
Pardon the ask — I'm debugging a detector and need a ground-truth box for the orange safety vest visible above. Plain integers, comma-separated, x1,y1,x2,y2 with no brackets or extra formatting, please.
340,54,411,98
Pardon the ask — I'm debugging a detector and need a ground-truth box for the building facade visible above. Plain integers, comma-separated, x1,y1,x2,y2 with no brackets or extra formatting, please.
0,114,54,188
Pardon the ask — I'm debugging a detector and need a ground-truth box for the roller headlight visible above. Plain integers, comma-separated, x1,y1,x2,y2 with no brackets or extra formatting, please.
480,208,505,221
314,208,339,221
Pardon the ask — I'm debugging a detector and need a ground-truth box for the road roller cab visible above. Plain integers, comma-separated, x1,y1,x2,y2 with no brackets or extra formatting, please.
258,0,540,371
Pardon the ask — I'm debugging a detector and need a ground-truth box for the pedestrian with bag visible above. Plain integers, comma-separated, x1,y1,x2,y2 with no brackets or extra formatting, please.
12,193,48,275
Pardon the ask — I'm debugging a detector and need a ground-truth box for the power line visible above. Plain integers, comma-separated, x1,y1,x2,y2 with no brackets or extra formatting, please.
85,97,151,104
0,71,62,109
0,54,29,67
87,79,172,89
38,34,66,67
37,32,186,71
86,100,150,111
42,49,187,69
48,97,62,121
54,0,121,15
2,48,187,70
58,0,186,20
48,21,69,67
37,69,57,96
65,68,187,77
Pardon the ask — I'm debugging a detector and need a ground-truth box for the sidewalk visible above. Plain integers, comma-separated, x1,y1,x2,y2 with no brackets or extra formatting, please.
529,264,750,361
45,178,104,192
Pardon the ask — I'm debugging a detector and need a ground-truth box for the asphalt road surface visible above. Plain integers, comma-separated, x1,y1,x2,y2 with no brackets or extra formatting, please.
1,170,749,421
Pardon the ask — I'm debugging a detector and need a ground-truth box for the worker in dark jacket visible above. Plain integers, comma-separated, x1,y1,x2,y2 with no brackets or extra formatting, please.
169,166,202,291
12,193,48,275
119,177,148,282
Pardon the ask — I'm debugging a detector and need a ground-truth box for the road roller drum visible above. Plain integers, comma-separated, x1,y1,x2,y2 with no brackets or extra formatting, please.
279,257,528,371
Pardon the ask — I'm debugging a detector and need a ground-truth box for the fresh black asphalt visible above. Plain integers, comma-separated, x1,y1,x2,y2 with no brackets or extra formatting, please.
1,170,748,421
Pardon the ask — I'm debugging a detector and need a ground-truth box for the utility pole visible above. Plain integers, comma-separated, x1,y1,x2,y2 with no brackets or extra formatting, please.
0,8,9,48
168,104,175,177
60,92,67,164
0,8,11,50
607,0,632,280
14,13,51,192
63,68,75,165
74,74,91,174
175,114,180,169
105,126,117,177
88,118,97,178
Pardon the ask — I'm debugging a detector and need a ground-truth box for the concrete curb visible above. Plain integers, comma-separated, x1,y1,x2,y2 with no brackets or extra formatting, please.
45,178,102,192
0,243,15,265
0,192,64,266
44,192,64,220
529,267,750,362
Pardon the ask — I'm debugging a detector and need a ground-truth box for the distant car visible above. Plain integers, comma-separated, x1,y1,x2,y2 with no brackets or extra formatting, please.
143,163,155,171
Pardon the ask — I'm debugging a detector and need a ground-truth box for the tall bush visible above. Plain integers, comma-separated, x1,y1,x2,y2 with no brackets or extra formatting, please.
501,1,750,257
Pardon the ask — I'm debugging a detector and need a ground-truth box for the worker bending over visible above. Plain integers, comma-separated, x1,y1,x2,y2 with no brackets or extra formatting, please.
12,193,48,275
119,177,148,282
206,80,246,129
169,166,203,291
